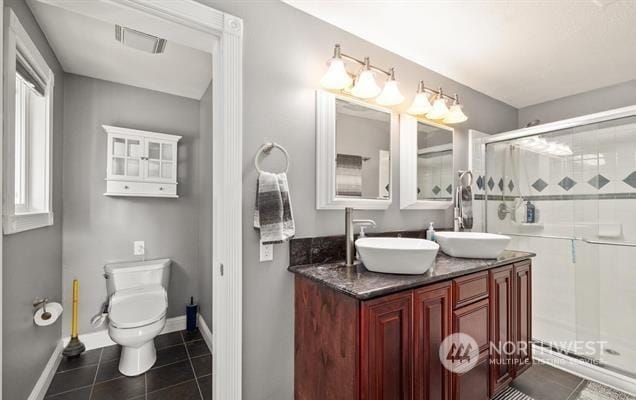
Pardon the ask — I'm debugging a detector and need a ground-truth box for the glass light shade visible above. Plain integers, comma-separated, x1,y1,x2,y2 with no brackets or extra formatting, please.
320,58,352,90
407,92,432,115
376,80,404,106
426,97,450,120
351,69,381,99
443,104,468,124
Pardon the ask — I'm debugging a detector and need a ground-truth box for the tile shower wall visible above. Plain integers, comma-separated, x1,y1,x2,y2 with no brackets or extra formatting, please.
476,116,636,376
417,152,453,200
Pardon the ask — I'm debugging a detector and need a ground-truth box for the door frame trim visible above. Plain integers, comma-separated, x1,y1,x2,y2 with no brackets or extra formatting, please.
0,1,243,399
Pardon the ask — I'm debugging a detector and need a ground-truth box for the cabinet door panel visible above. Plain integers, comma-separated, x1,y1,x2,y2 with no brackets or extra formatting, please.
453,299,489,353
414,282,452,400
362,292,412,400
514,262,532,376
489,265,514,395
453,351,490,400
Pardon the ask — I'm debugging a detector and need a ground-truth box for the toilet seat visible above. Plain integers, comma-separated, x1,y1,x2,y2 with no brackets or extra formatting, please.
109,284,167,329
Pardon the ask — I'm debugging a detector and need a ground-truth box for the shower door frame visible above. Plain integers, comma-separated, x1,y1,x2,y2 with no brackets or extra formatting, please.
479,104,636,394
0,1,244,399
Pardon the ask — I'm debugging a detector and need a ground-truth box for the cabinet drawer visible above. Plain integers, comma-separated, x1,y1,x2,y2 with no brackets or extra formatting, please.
453,272,489,309
453,299,489,352
105,181,178,198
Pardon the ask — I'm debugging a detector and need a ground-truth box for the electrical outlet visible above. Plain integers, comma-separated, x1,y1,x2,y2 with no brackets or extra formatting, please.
134,241,145,256
260,243,273,262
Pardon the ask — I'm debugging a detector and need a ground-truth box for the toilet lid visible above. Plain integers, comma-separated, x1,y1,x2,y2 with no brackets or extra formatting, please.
109,285,167,329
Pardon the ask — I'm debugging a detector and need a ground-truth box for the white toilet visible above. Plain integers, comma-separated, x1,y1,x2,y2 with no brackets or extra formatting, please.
104,258,171,376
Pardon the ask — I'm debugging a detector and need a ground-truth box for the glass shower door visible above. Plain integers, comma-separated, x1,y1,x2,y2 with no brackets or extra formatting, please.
482,116,636,380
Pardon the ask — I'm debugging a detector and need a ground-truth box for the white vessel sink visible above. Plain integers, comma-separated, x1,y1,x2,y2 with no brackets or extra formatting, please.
355,237,439,275
435,232,510,259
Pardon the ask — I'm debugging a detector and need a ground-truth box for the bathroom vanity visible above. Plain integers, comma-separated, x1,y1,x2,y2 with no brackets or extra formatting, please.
289,242,534,400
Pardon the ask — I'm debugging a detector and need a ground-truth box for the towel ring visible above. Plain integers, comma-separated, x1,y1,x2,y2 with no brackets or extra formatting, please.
254,142,290,174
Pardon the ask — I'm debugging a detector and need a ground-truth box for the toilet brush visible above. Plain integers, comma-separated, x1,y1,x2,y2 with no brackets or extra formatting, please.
63,279,85,358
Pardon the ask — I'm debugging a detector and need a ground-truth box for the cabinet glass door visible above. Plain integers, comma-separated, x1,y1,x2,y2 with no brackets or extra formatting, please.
111,136,143,179
145,140,176,181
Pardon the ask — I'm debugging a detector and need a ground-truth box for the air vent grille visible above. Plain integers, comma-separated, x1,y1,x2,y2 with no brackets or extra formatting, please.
115,25,166,54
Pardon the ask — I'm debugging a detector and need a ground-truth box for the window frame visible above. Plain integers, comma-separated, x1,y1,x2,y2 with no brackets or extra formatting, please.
2,10,54,234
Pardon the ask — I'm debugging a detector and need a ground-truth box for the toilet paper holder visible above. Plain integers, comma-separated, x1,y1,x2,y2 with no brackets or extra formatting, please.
33,297,50,309
33,298,51,320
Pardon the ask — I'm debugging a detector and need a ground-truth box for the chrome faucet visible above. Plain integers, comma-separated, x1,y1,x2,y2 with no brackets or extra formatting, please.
344,207,376,266
345,208,355,266
454,170,473,232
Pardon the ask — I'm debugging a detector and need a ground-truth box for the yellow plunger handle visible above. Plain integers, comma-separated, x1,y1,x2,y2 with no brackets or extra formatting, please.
71,279,79,338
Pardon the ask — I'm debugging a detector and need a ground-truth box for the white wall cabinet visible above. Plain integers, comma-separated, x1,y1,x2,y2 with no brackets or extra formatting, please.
103,125,181,198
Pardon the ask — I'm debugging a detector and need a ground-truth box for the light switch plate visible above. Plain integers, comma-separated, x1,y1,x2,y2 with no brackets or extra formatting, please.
134,241,145,256
260,243,273,262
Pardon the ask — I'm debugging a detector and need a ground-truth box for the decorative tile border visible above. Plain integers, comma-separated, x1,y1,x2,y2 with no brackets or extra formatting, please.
474,193,636,201
472,172,636,195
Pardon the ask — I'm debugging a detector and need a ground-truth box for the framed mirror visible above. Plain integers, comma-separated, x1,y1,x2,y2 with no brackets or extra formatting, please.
400,115,454,209
316,90,393,209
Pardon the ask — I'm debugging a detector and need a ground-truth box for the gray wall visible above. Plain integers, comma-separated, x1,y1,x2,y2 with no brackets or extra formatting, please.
199,1,519,399
198,82,213,326
61,74,201,336
518,79,636,128
2,1,64,399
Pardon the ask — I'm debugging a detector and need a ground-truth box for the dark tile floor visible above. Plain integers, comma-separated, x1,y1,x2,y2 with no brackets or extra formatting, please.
45,330,212,400
512,363,635,400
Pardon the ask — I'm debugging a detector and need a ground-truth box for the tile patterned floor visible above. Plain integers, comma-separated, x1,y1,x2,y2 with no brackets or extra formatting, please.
512,363,636,400
45,329,212,400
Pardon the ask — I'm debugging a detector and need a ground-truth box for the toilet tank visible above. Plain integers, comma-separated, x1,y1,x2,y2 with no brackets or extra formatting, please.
104,258,171,296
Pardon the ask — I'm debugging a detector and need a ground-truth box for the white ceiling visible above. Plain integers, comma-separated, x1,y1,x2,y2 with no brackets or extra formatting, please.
284,0,636,108
27,0,212,100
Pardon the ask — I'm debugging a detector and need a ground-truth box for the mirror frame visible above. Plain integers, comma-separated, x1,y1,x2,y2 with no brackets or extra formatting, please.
399,114,454,210
316,90,394,210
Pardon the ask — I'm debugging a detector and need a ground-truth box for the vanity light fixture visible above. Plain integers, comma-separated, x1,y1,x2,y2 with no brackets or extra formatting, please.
406,80,433,115
408,83,468,124
351,58,382,99
443,94,468,124
426,88,451,120
319,44,353,90
320,44,404,105
376,68,405,106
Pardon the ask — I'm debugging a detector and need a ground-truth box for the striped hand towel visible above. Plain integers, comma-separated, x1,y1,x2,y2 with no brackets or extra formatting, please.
461,185,474,229
254,172,295,244
336,154,362,197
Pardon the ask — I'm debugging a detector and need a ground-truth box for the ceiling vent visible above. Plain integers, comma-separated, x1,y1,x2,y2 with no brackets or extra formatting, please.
115,25,166,54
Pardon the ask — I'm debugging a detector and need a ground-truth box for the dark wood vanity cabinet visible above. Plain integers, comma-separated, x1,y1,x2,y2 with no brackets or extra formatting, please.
362,291,413,400
413,283,452,400
294,260,532,400
489,261,533,396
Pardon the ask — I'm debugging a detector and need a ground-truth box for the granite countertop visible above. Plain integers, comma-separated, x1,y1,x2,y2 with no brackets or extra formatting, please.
288,250,535,300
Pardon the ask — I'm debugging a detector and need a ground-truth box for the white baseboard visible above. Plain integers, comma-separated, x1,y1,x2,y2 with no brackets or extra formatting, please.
62,315,187,351
534,345,636,395
28,340,63,400
198,314,213,355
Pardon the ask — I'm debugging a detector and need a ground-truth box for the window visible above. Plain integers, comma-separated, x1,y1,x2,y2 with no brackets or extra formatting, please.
3,11,54,234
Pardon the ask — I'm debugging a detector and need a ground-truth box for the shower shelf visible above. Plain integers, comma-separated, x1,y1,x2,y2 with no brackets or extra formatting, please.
512,222,544,229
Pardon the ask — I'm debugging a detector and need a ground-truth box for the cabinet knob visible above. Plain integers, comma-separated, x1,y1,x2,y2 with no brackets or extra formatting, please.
159,187,164,191
124,185,129,189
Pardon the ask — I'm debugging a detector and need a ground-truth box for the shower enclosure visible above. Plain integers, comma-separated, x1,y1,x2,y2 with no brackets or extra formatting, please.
471,106,636,393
